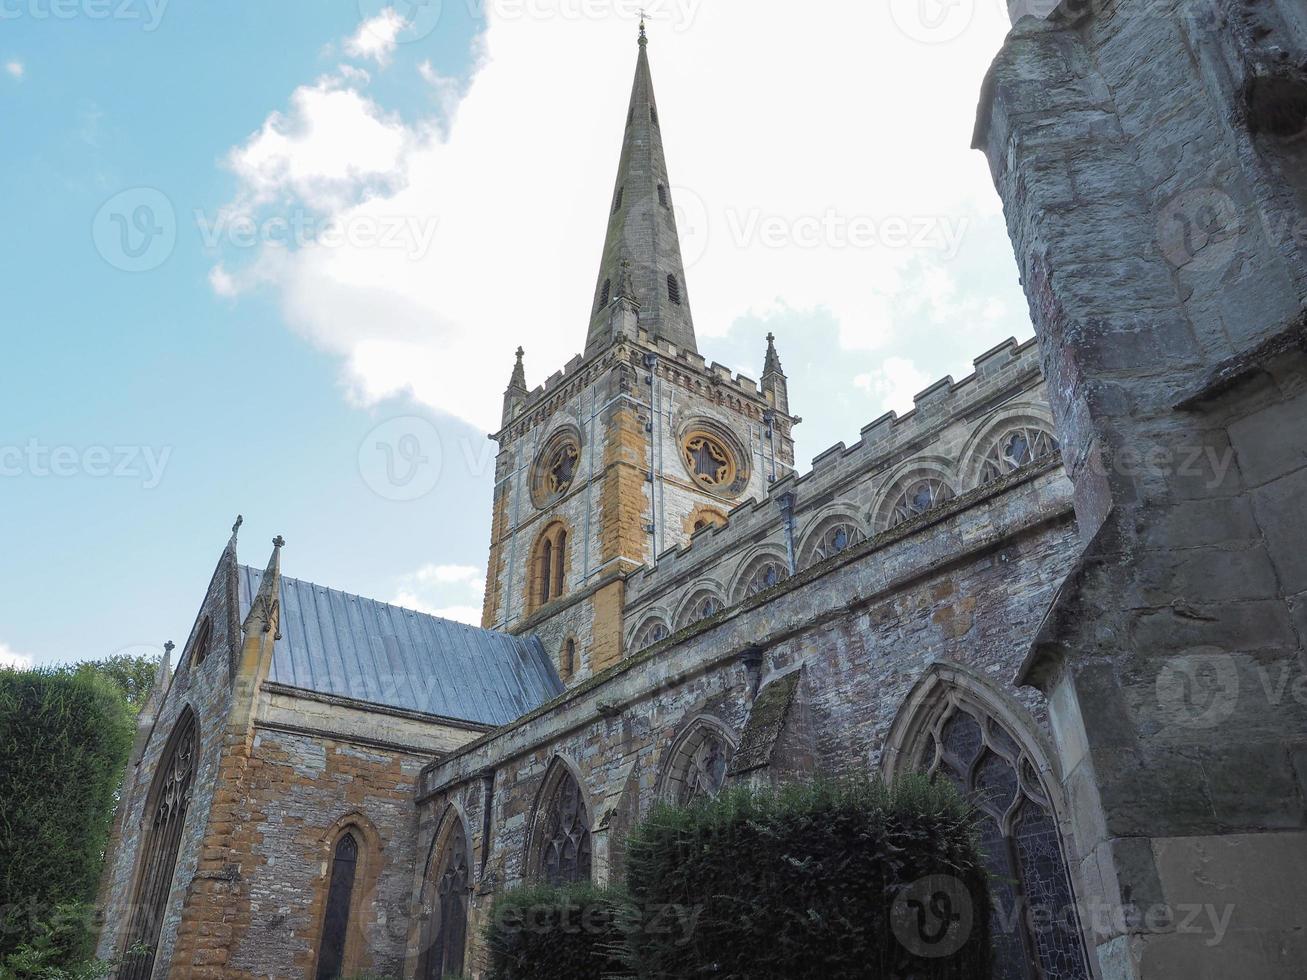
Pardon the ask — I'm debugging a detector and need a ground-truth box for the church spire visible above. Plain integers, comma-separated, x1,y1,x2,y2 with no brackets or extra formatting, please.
502,346,528,427
585,23,697,357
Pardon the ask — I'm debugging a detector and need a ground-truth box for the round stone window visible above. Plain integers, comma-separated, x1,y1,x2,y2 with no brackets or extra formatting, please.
531,428,582,509
681,430,742,491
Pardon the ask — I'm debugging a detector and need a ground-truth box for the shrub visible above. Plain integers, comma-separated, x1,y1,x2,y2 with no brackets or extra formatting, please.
0,669,135,964
486,884,629,980
621,775,993,980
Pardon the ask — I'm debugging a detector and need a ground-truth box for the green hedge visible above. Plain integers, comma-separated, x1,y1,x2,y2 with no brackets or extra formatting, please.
621,776,993,980
486,884,628,980
0,669,136,965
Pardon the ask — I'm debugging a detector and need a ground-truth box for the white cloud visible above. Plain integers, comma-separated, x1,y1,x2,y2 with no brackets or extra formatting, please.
392,563,485,624
345,8,406,66
855,357,934,417
5,61,23,80
213,3,1023,435
0,642,33,670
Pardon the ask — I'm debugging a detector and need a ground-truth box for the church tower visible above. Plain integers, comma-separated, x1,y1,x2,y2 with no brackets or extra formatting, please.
481,24,798,681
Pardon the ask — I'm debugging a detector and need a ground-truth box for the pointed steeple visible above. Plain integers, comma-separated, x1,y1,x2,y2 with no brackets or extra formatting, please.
502,347,528,427
762,332,790,416
243,536,284,641
585,23,697,356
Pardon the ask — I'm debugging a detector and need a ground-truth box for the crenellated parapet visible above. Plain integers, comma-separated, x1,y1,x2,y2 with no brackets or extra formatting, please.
621,336,1058,644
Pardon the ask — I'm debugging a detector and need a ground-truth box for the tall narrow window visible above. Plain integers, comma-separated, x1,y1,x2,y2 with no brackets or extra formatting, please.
612,186,624,214
650,105,659,127
422,819,469,980
657,184,668,207
541,539,554,604
599,278,611,310
554,529,567,596
667,273,681,305
530,522,570,611
120,710,198,980
562,638,577,680
316,832,359,980
191,616,212,667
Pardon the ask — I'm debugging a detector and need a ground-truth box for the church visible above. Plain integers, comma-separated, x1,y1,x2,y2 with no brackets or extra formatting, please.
97,5,1307,979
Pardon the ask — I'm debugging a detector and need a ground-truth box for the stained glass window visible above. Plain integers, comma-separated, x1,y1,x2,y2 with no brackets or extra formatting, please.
981,427,1059,483
805,520,865,567
746,559,789,596
634,619,671,651
537,769,591,886
665,725,733,805
920,700,1089,979
316,833,359,980
889,479,954,527
422,819,469,980
120,711,198,980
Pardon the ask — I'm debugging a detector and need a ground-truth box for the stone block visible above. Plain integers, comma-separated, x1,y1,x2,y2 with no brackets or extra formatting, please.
1252,467,1307,594
1227,394,1307,487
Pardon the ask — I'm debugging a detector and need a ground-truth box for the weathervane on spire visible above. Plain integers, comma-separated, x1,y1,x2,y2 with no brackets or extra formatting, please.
639,9,648,44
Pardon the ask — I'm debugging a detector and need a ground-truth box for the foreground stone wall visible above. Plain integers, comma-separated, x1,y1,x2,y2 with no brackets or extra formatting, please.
415,457,1080,975
977,0,1307,975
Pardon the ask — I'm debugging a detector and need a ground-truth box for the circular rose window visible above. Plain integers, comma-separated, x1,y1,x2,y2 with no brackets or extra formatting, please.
682,432,736,489
531,428,583,509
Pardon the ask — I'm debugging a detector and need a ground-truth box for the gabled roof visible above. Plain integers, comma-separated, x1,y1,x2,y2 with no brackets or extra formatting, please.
237,565,563,727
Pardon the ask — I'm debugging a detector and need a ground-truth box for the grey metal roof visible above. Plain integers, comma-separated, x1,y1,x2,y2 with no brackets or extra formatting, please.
238,565,563,727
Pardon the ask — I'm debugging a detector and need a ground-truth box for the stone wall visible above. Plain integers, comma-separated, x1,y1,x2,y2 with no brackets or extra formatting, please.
95,543,240,974
976,0,1307,975
416,455,1081,974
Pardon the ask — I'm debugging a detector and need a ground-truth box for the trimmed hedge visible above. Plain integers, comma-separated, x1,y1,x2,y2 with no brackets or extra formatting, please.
0,669,135,964
486,884,628,980
622,776,993,980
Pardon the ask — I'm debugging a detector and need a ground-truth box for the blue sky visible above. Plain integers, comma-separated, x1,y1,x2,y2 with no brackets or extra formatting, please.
1,0,1026,668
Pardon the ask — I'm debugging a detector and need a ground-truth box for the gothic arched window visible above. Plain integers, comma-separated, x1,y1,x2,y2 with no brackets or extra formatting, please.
561,638,577,681
745,558,789,597
667,273,681,305
981,427,1059,483
120,709,199,980
531,764,592,886
633,618,671,651
529,522,569,612
190,616,212,667
316,831,360,980
599,278,611,310
800,517,866,568
678,591,724,629
889,478,955,528
917,698,1090,980
661,721,735,806
421,814,469,980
